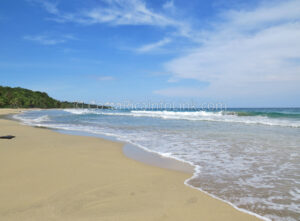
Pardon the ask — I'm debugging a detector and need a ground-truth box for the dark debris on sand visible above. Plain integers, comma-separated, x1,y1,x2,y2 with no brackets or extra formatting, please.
0,135,15,139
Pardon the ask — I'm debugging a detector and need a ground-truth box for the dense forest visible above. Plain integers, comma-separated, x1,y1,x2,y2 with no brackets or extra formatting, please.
0,86,109,109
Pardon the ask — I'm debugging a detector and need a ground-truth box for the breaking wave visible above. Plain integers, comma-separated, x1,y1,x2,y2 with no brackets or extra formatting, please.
63,109,300,128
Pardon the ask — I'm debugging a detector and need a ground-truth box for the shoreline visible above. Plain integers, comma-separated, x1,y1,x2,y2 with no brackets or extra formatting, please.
0,109,263,220
2,110,194,175
53,129,194,174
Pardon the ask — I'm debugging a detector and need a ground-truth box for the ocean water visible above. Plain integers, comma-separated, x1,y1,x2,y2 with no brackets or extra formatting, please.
14,108,300,221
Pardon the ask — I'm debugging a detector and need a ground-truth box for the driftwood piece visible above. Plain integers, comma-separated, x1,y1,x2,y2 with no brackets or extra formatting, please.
0,135,15,139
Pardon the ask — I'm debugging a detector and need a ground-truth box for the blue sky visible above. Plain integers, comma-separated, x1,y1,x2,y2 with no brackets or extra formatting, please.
0,0,299,107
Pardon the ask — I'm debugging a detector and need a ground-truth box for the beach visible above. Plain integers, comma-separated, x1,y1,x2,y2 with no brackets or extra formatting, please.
0,109,261,221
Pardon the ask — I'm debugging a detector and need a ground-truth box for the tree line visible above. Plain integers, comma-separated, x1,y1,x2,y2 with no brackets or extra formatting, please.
0,86,109,109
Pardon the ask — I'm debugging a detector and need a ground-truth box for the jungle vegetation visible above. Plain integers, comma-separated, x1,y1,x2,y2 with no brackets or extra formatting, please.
0,86,109,109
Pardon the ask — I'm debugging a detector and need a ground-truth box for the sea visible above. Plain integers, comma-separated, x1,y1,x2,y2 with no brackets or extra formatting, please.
14,108,300,221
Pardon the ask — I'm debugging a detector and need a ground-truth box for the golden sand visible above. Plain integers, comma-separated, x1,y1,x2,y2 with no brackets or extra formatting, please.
0,109,260,221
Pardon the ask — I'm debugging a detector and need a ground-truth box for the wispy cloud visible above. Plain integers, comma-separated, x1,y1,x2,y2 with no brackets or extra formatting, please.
136,37,171,53
24,34,76,45
160,0,300,99
163,0,175,10
27,0,59,15
31,0,171,25
80,0,175,27
28,0,192,38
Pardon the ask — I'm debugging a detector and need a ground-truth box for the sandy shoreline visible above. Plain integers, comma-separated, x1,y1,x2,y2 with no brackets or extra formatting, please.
0,109,260,221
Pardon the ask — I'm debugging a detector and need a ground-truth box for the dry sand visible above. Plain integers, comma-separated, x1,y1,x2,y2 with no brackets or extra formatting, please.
0,109,261,221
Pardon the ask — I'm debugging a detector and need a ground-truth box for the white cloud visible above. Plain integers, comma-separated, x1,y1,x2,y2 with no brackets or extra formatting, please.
81,0,175,27
162,0,300,100
27,0,59,15
224,0,300,29
24,34,75,45
136,37,171,53
163,0,175,10
33,0,174,26
29,0,191,38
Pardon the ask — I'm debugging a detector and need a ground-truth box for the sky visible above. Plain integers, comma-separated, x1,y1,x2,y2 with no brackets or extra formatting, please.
0,0,300,107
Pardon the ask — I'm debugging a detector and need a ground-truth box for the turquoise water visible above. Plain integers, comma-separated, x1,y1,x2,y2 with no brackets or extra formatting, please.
15,108,300,221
